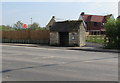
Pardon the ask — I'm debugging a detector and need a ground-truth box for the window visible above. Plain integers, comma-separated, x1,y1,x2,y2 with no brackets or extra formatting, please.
49,25,52,27
94,22,97,27
85,22,88,25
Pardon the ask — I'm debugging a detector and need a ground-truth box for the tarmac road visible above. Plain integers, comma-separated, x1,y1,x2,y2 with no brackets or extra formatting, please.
2,44,118,81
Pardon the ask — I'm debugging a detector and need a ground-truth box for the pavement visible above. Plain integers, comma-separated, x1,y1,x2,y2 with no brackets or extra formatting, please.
2,42,119,53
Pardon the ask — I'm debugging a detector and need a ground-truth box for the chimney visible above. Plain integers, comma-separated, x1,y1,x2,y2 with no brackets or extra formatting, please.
52,16,55,19
81,12,85,15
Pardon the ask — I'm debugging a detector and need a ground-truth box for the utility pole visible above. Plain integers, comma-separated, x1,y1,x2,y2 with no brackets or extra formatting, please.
30,18,32,25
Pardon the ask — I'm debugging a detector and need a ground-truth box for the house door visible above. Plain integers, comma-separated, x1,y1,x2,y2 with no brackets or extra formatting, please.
59,32,69,46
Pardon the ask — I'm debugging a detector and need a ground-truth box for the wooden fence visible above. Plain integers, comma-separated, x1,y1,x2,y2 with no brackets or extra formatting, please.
1,30,50,44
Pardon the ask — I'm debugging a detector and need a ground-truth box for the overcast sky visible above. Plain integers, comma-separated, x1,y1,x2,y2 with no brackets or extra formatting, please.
1,2,119,27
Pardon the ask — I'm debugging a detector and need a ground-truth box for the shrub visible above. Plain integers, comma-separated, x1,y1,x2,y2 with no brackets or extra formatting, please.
104,18,120,49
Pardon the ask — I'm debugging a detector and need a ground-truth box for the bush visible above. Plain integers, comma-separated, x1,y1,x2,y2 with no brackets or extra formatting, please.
104,18,120,49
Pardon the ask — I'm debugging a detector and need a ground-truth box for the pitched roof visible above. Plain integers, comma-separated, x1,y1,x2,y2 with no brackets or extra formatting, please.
54,17,65,22
50,20,83,32
81,14,108,23
46,16,65,28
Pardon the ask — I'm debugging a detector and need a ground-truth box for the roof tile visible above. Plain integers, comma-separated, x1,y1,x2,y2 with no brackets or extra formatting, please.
81,14,107,23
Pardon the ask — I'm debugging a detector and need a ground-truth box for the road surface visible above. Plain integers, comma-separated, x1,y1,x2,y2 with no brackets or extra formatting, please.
2,44,118,81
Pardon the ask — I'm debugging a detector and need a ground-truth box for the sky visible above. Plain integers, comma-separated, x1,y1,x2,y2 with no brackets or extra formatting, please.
1,2,119,27
118,1,120,16
1,0,119,2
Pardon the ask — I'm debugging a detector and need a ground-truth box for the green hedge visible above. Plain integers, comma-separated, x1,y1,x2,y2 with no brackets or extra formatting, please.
86,35,105,44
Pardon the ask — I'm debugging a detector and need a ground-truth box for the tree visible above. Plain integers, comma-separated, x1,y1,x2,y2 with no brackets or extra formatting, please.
116,19,120,49
29,22,40,30
13,21,24,29
104,18,120,49
0,25,12,31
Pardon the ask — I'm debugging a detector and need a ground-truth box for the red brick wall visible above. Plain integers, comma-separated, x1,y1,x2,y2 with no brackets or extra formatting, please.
86,22,105,31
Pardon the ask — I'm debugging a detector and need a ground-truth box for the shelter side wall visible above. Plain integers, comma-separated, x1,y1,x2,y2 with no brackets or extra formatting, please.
50,32,59,45
78,23,86,46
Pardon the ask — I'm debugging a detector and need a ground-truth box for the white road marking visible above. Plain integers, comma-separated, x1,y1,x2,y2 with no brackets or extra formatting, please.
84,60,118,63
33,56,56,59
84,61,93,62
42,56,56,58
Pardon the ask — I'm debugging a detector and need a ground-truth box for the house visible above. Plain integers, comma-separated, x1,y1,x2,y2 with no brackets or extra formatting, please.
46,16,65,30
49,20,86,47
79,12,114,35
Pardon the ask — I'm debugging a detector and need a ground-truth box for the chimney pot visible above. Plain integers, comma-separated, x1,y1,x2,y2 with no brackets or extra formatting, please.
52,16,55,19
81,12,85,15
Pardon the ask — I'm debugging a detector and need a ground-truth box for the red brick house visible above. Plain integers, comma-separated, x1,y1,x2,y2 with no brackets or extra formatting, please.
79,12,113,35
